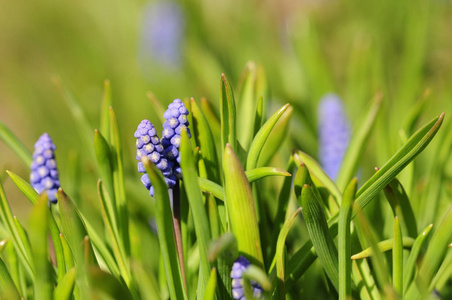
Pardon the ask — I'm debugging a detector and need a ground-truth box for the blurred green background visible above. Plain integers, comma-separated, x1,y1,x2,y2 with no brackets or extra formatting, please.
1,0,451,223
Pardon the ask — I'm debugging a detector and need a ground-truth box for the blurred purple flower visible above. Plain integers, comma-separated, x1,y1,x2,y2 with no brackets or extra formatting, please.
140,1,185,68
231,256,264,299
30,133,60,203
318,94,351,181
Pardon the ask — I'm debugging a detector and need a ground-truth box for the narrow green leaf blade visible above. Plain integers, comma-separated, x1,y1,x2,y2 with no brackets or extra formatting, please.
180,130,212,297
351,237,415,259
142,156,187,300
53,267,76,300
220,73,237,155
274,207,302,299
0,257,21,299
205,268,217,300
393,217,403,296
336,93,382,190
29,195,52,299
245,167,291,183
223,144,263,266
301,185,339,291
100,79,112,143
338,178,357,300
0,120,32,166
246,103,290,171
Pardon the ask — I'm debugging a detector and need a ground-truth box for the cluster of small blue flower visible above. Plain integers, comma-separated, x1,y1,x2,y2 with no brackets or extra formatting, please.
30,133,60,203
231,256,264,299
135,99,190,196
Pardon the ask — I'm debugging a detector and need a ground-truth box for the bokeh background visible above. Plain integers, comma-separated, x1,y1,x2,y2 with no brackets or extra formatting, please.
1,0,452,232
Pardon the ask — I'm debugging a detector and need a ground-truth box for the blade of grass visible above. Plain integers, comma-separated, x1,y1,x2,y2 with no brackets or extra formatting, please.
336,93,382,191
393,217,403,296
301,185,339,291
109,107,129,257
246,103,290,171
220,73,237,155
351,237,415,259
403,224,433,293
0,257,21,299
338,178,357,300
223,144,263,267
142,156,187,300
100,79,112,143
205,268,217,300
180,130,212,298
53,267,76,300
274,207,302,299
29,195,52,299
0,120,32,167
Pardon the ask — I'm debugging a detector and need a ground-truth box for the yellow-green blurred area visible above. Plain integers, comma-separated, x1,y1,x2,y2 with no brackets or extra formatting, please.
1,0,452,219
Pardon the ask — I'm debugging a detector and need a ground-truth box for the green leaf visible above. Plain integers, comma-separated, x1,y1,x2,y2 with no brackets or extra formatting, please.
393,217,403,296
301,185,339,291
383,178,417,238
352,112,445,217
191,98,220,183
180,130,212,298
207,232,238,263
220,73,237,155
355,210,392,296
0,257,21,299
242,265,271,292
59,233,74,271
53,77,95,161
205,268,217,300
100,79,112,143
274,207,302,299
338,178,357,300
142,156,187,300
406,205,452,298
54,267,76,300
403,224,433,293
0,119,32,167
246,103,290,171
0,178,33,279
57,189,91,298
146,91,166,124
131,262,162,300
109,107,129,257
198,178,224,201
294,151,342,205
97,180,130,286
351,237,415,259
200,97,221,149
223,144,263,266
88,267,133,300
245,167,291,182
29,195,52,299
257,106,293,167
336,93,382,190
198,168,290,202
94,129,117,230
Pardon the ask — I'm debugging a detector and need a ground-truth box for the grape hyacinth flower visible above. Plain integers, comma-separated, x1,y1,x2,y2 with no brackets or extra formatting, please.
30,133,60,203
162,98,190,178
140,1,185,69
318,93,351,181
231,256,264,300
135,120,176,196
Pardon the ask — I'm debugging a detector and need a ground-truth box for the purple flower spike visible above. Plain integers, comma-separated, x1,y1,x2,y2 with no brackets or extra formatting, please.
231,256,264,300
140,1,185,68
318,94,351,181
135,120,175,196
30,133,60,203
162,99,190,179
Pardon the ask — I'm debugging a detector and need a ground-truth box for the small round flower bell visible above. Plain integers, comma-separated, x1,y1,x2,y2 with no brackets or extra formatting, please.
231,256,264,299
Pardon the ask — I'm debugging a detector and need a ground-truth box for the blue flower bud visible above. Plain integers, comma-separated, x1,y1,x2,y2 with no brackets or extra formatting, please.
30,133,60,203
135,120,176,196
161,99,190,179
230,256,264,300
318,94,351,181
